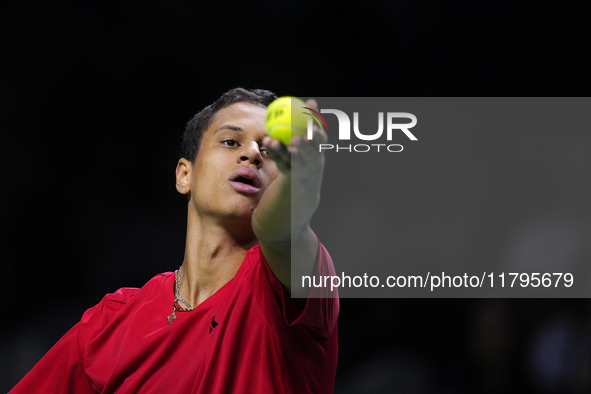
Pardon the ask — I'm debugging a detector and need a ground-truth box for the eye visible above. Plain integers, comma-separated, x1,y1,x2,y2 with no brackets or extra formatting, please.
222,139,238,147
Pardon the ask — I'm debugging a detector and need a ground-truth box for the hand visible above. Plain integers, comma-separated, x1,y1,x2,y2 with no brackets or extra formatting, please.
262,99,328,229
256,99,327,291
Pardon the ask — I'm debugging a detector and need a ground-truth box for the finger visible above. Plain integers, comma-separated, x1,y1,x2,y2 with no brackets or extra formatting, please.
265,137,291,165
292,135,321,162
305,98,318,112
295,123,328,149
262,135,272,146
302,99,328,145
311,124,328,145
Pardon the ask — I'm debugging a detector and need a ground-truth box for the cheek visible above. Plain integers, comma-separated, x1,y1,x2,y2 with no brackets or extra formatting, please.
193,155,224,185
191,170,216,197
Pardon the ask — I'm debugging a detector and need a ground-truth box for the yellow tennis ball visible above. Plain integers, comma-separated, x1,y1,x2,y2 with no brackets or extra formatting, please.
265,96,308,145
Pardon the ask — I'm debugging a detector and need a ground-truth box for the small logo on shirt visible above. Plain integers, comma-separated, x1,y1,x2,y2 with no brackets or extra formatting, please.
209,316,219,333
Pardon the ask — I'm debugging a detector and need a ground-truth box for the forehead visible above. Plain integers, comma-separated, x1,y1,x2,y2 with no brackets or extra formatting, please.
207,102,267,136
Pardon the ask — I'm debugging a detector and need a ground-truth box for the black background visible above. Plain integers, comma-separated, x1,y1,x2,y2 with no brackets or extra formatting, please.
2,2,591,393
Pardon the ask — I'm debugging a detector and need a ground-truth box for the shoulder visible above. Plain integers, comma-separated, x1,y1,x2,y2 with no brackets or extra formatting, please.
243,242,339,339
243,242,336,284
243,244,263,266
95,272,171,309
79,272,173,335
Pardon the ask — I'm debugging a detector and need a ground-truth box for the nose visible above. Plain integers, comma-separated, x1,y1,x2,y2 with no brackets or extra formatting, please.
238,141,264,169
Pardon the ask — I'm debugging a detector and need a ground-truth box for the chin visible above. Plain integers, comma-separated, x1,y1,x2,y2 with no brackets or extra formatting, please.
225,203,257,219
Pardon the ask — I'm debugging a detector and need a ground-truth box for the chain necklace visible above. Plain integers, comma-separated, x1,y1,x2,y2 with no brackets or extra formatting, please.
167,265,194,325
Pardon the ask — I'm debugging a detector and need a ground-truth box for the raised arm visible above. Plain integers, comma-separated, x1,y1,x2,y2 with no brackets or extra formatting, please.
252,99,327,296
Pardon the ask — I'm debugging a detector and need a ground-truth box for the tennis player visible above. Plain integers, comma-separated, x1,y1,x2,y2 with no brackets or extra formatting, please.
9,88,338,394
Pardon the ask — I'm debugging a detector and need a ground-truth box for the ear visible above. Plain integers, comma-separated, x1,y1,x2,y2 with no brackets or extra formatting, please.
176,158,192,195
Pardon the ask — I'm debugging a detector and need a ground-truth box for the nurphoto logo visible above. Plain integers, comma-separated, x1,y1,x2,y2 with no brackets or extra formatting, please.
303,107,418,153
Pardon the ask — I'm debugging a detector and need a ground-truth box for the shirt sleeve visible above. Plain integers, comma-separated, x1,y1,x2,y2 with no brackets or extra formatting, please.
8,309,97,394
257,241,339,340
8,288,137,394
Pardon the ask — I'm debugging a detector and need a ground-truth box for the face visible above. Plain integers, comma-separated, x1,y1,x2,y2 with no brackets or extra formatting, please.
176,103,279,222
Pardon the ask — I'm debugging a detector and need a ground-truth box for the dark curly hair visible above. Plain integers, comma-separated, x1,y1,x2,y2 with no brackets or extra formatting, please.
181,88,277,162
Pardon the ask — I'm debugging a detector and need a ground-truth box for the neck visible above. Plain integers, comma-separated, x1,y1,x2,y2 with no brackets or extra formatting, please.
178,207,258,307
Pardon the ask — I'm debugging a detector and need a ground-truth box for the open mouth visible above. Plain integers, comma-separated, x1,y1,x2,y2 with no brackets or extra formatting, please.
234,176,255,187
229,168,261,194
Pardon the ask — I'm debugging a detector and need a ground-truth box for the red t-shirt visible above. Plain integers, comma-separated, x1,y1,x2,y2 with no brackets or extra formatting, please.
10,243,339,394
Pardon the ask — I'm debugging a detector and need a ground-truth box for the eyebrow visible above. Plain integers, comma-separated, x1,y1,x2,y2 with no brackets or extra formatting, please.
213,125,245,134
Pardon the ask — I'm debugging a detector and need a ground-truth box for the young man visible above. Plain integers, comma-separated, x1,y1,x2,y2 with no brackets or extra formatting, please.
10,88,339,393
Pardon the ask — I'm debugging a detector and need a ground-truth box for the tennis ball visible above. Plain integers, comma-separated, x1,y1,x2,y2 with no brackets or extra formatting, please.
265,96,309,145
